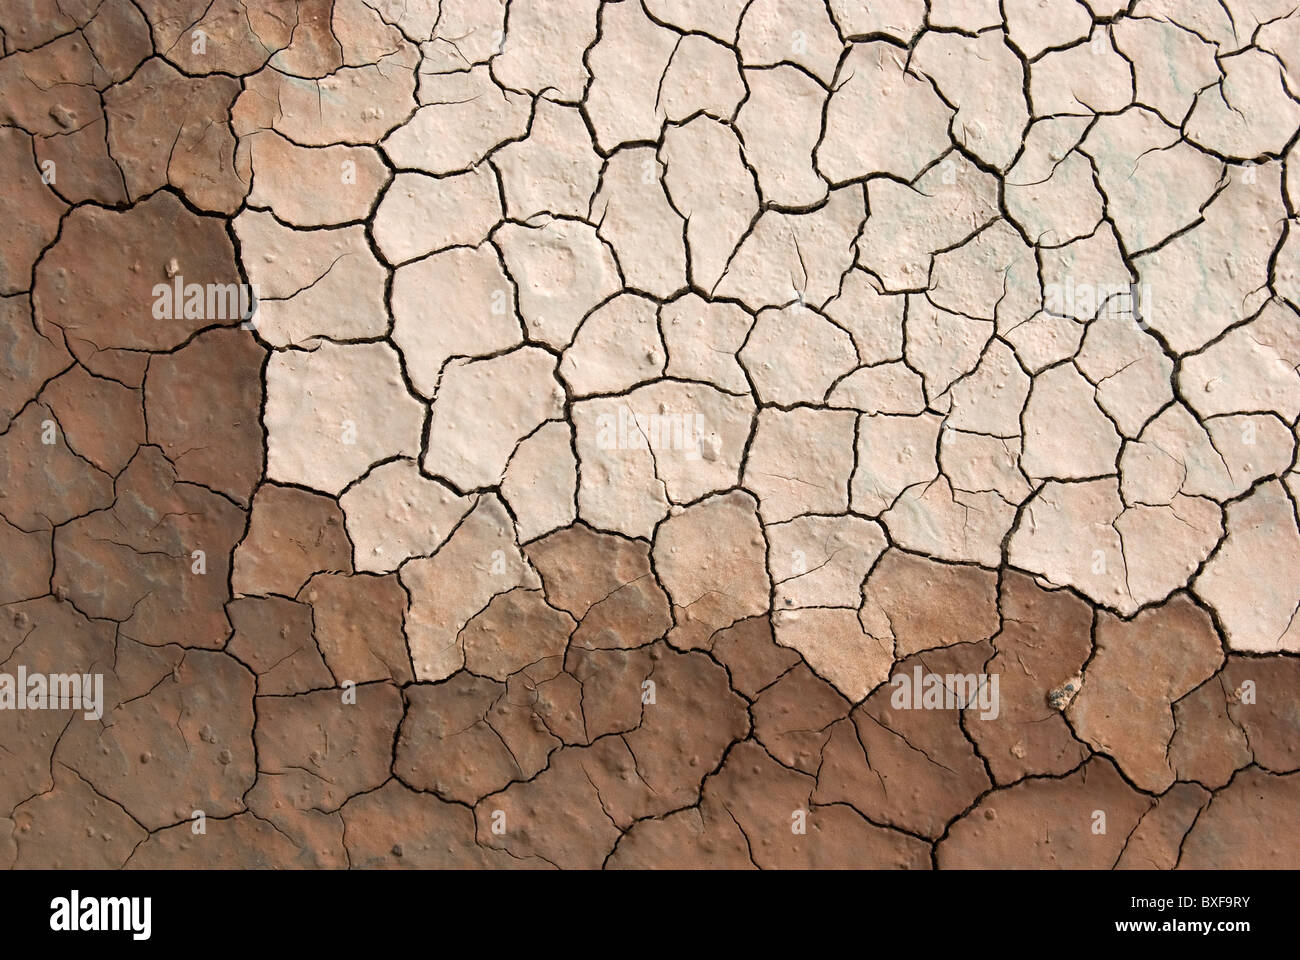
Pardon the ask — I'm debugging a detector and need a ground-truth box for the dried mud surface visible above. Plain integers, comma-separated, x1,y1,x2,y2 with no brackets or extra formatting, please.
1,0,1298,869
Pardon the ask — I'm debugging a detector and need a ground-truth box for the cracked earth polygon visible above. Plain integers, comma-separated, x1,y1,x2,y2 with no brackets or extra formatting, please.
1,0,1298,871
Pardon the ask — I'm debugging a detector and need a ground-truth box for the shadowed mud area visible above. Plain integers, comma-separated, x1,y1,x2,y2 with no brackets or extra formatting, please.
0,0,1297,869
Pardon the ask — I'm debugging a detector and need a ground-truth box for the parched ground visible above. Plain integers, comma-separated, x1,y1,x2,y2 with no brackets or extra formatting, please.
1,0,1298,869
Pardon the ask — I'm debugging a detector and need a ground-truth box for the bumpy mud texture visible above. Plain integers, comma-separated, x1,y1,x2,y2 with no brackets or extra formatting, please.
1,0,1299,871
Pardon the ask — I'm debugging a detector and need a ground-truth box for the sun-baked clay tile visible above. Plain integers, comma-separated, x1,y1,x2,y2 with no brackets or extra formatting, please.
968,572,1093,783
526,523,672,650
0,128,66,295
658,34,746,123
665,120,759,291
584,0,679,151
239,46,419,147
660,294,754,393
858,156,1000,290
715,187,862,309
934,225,1040,332
1168,675,1253,789
1082,107,1223,254
40,364,142,476
232,483,353,597
461,588,575,681
1134,164,1282,354
739,305,857,405
390,243,524,397
1114,782,1212,870
400,495,540,681
58,649,256,831
491,0,599,102
11,764,146,869
818,42,953,184
1005,151,1104,248
104,58,244,212
494,218,622,350
143,326,266,503
0,34,106,138
492,100,602,221
373,168,502,265
0,598,116,812
711,615,801,697
33,191,239,376
1068,595,1223,792
744,407,856,522
136,0,296,76
1178,299,1300,422
265,341,424,495
425,347,565,490
0,513,51,604
126,813,320,869
236,214,388,346
1030,33,1134,118
1178,768,1300,868
911,31,1027,172
704,739,931,868
53,447,244,648
244,132,388,227
940,429,1032,504
254,682,403,812
397,671,550,802
301,572,413,686
1009,479,1132,611
773,606,893,701
1222,657,1300,773
768,514,886,610
859,550,1000,658
1004,0,1092,58
501,422,578,544
735,65,827,208
573,380,755,535
339,459,472,574
1075,313,1174,438
653,491,769,650
0,296,71,430
606,796,756,869
382,63,526,171
937,757,1151,868
1187,49,1300,158
1194,481,1300,653
815,642,994,838
738,0,841,83
1020,363,1121,480
882,475,1014,567
643,0,748,43
0,400,112,531
829,363,926,415
226,596,334,695
560,293,665,397
592,148,688,299
752,663,850,774
942,340,1030,437
1112,16,1220,125
341,780,546,869
822,271,905,365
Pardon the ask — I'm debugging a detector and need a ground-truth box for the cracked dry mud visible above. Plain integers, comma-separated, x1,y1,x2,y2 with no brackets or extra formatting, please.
1,0,1298,871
